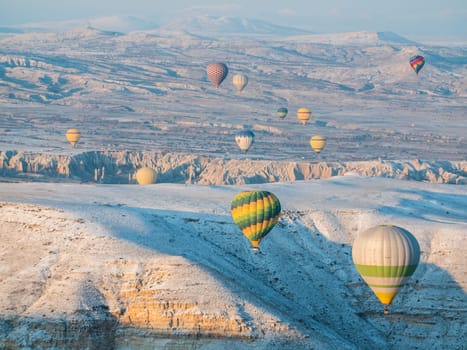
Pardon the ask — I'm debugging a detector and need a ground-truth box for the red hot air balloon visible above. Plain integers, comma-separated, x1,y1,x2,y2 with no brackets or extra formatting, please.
206,62,228,88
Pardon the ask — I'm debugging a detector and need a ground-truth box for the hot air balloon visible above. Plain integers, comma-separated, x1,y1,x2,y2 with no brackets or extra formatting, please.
235,130,255,153
352,225,420,314
232,73,248,92
135,167,157,185
277,107,288,119
409,55,425,75
297,108,311,125
66,128,81,147
206,62,228,88
231,190,281,251
310,135,326,154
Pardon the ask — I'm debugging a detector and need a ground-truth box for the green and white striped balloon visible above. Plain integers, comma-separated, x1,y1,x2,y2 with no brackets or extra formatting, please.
352,225,420,313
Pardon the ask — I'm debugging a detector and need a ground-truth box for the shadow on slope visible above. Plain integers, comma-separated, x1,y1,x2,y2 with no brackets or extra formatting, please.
379,188,467,224
102,205,382,349
99,203,466,349
0,283,118,350
1,196,465,349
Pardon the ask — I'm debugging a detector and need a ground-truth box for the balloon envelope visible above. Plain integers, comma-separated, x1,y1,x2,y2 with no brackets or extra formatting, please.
277,107,288,119
235,130,255,152
206,62,228,88
66,128,81,147
352,225,420,310
310,135,326,153
232,73,248,92
231,190,281,250
297,108,311,125
409,55,425,74
135,167,157,185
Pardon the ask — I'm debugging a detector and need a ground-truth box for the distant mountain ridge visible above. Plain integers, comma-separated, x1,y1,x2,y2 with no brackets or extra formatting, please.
283,31,418,45
1,15,424,45
376,31,418,45
0,15,313,37
160,15,312,37
0,16,159,34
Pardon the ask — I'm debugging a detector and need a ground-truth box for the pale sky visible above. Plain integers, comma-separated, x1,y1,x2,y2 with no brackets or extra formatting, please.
1,0,466,41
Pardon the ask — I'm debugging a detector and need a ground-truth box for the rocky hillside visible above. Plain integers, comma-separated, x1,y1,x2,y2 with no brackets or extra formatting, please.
0,151,466,185
1,177,466,349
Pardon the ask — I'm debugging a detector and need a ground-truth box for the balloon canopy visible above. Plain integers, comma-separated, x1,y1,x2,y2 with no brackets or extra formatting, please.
135,167,157,185
206,62,229,88
310,135,327,154
232,73,248,92
352,225,420,313
65,128,81,147
277,107,288,119
235,129,255,153
231,190,281,251
297,108,311,125
409,55,425,74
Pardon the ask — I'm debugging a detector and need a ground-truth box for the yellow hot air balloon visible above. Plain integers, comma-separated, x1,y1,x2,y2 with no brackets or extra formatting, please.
352,225,420,314
135,167,157,185
297,108,311,125
231,190,281,251
66,128,81,147
232,73,248,92
310,135,326,154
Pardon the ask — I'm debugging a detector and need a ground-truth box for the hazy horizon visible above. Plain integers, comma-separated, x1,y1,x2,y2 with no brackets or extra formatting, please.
1,0,466,42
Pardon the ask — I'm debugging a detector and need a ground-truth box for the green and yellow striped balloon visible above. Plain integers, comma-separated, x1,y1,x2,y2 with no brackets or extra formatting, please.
231,190,281,251
352,225,420,314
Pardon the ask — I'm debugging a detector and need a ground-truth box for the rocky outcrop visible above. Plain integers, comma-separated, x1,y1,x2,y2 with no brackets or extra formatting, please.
0,204,311,349
100,259,260,338
1,150,466,185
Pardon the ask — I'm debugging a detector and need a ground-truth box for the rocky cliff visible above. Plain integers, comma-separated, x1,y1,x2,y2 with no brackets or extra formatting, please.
1,150,466,185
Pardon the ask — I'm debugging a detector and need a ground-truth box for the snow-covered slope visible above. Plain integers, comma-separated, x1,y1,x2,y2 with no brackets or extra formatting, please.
1,177,466,348
283,31,418,45
0,28,466,162
1,15,466,350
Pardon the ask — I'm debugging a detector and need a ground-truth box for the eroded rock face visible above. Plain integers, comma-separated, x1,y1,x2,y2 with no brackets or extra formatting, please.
0,204,308,349
100,259,259,338
1,150,466,185
1,316,117,350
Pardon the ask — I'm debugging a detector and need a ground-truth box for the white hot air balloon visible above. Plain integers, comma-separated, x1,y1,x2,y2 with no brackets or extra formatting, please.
232,73,248,92
235,130,255,153
352,224,420,314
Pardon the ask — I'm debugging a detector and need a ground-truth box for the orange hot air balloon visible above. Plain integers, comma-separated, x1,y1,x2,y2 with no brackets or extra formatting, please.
206,62,228,88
